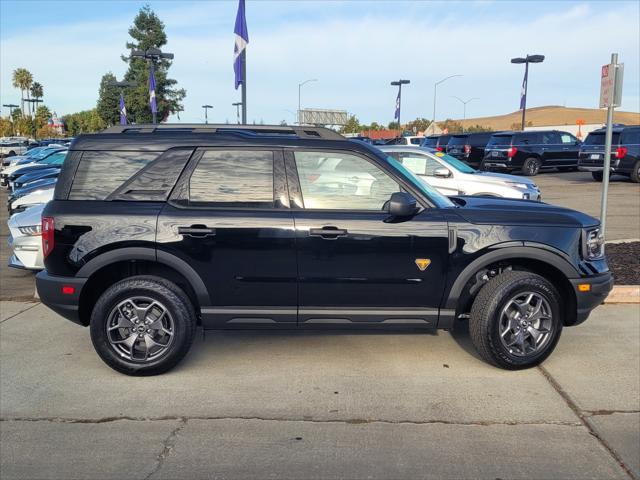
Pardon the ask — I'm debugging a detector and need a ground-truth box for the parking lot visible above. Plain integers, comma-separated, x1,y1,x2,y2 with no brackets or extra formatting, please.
0,168,639,479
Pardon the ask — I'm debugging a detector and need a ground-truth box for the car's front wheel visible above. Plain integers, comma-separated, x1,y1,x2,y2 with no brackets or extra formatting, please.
90,276,196,376
469,271,562,370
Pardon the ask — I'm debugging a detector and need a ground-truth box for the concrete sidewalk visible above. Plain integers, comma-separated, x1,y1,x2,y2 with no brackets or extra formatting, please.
1,302,638,479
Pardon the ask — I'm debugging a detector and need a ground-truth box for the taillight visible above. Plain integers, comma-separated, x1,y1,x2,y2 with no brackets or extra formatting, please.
615,146,628,159
464,144,471,154
436,146,443,152
507,147,518,158
42,216,54,258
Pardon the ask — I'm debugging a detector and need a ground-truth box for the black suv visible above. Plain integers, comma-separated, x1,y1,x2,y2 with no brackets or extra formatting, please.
482,130,581,175
36,124,612,376
420,134,451,151
446,132,495,167
578,125,640,183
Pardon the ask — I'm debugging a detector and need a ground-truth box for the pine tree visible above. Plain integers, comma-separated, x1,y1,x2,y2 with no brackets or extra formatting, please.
121,5,186,123
96,72,121,126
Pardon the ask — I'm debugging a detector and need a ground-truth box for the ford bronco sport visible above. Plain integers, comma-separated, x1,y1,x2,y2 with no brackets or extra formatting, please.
36,125,613,375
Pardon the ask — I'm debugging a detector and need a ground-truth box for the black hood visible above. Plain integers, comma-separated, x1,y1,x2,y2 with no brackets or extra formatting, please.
450,195,599,228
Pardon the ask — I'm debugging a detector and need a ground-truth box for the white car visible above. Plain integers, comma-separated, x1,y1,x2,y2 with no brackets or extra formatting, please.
0,138,30,158
8,203,45,270
385,136,424,146
10,186,54,215
380,146,541,200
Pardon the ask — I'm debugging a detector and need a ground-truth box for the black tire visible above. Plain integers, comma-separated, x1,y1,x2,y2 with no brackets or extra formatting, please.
521,157,541,176
592,171,603,182
7,151,15,157
469,271,563,370
630,161,640,183
90,275,196,376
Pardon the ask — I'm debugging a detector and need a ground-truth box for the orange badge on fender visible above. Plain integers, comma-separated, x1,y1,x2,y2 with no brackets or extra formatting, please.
415,258,431,271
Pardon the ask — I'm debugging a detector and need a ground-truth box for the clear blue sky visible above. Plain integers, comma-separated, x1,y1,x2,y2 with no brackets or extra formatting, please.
1,0,638,124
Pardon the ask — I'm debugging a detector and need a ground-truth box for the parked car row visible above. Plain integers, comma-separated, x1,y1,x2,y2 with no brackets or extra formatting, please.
2,145,69,271
417,125,639,182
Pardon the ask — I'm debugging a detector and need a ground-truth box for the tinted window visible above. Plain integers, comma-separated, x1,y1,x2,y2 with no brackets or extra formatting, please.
438,135,451,146
487,135,512,146
584,132,621,145
189,150,274,208
621,129,640,144
541,132,559,145
70,151,158,200
421,137,439,147
410,137,423,145
516,133,540,144
448,136,469,146
294,151,399,210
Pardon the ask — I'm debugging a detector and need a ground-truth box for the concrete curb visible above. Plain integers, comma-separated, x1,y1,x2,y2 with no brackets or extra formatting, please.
604,285,640,304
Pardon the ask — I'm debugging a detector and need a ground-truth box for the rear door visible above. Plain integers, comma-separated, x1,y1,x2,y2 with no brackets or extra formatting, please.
285,148,449,327
157,148,298,327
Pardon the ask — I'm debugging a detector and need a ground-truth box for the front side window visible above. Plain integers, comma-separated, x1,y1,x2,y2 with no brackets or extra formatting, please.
560,133,576,144
294,151,399,210
189,150,274,208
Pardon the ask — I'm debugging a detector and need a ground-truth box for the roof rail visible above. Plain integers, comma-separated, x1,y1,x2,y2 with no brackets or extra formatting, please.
101,124,345,140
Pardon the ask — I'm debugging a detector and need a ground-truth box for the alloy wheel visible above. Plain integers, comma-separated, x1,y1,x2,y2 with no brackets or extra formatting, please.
498,291,553,357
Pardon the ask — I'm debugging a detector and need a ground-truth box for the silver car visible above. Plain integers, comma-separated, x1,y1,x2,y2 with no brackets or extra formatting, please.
7,203,44,270
380,146,541,200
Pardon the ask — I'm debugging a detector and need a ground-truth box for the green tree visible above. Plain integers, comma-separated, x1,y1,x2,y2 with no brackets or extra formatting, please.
96,72,121,126
35,105,52,130
465,124,492,133
387,121,400,130
11,68,33,116
405,117,431,134
121,5,186,123
340,115,361,134
30,82,44,102
0,117,14,137
15,116,34,137
63,109,105,136
438,119,464,134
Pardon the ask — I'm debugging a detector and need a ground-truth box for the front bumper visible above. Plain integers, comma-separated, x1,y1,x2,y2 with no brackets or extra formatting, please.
36,271,88,326
569,272,614,325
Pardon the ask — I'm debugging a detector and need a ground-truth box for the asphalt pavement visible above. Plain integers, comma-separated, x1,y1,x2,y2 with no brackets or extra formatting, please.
1,301,638,479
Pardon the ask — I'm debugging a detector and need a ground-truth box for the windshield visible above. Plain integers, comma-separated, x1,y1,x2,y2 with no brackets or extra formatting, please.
487,135,512,146
584,132,621,145
41,152,66,165
433,151,476,173
384,155,454,208
32,148,60,160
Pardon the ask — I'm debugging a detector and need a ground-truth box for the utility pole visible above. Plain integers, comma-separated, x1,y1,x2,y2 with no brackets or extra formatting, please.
391,79,410,136
298,78,317,125
130,48,174,124
511,54,545,130
202,105,213,124
432,75,462,133
232,102,242,124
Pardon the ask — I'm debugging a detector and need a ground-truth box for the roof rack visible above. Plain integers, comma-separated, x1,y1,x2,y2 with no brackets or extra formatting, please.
101,124,345,140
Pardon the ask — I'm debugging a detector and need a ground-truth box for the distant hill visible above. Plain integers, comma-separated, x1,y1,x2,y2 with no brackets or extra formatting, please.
457,106,640,130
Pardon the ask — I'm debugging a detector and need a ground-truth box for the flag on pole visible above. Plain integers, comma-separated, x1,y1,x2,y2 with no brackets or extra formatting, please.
233,0,249,90
519,63,528,110
149,64,158,114
119,93,127,125
394,90,401,121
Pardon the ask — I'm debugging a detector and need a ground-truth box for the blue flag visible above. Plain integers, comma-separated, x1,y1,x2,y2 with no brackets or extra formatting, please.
149,64,157,114
394,90,401,121
233,0,249,90
519,62,528,110
119,92,127,125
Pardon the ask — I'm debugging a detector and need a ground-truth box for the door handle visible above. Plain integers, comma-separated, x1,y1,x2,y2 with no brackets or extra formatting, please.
178,225,216,238
309,226,348,239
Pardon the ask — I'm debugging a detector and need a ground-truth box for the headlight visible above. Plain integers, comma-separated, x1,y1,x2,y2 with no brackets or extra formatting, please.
583,228,604,260
18,224,42,236
506,181,529,189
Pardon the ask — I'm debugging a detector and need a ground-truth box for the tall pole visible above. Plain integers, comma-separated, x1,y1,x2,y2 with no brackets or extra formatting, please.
521,60,529,131
397,83,402,133
432,75,462,133
298,79,318,125
202,105,213,124
452,97,478,133
600,53,619,242
232,102,242,124
241,51,247,123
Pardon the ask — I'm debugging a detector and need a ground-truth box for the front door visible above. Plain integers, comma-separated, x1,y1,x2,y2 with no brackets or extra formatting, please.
157,148,297,327
285,149,449,327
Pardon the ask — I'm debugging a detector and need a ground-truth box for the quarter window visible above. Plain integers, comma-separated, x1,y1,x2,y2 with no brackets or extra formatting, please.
294,151,399,210
189,150,274,208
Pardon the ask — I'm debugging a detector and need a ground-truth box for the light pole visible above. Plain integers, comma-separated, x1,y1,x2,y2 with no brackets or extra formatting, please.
232,102,242,124
109,80,136,125
202,105,213,124
298,78,317,125
451,96,479,132
511,54,544,131
130,48,174,125
390,79,410,136
432,75,462,132
3,103,19,136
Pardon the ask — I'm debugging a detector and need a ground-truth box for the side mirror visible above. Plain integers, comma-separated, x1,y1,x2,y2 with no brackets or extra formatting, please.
387,192,417,217
433,167,452,178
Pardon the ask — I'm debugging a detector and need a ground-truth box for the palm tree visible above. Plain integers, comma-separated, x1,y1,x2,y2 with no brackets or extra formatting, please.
12,68,33,116
30,82,43,103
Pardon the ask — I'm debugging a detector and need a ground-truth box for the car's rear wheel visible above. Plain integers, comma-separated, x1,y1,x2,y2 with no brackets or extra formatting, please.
469,271,562,370
522,157,541,176
90,276,196,376
630,161,640,183
592,171,604,182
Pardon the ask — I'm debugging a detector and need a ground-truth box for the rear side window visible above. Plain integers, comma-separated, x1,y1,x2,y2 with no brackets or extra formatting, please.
621,129,640,145
541,132,559,144
487,135,512,146
189,150,274,208
448,136,468,146
422,137,439,147
69,151,159,200
410,137,422,145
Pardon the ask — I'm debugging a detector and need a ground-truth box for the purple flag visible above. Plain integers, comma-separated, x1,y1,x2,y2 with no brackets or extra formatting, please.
233,0,249,90
119,92,127,125
149,64,157,114
519,62,528,110
394,90,400,121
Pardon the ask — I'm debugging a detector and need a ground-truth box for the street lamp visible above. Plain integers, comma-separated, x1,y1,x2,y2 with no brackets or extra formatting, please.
109,81,137,125
298,78,317,125
130,48,175,125
232,102,242,124
451,96,479,131
390,79,410,136
432,74,462,132
202,105,213,124
511,54,545,130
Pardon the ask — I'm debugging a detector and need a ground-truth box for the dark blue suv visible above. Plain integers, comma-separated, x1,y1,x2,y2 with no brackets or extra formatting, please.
578,125,640,182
